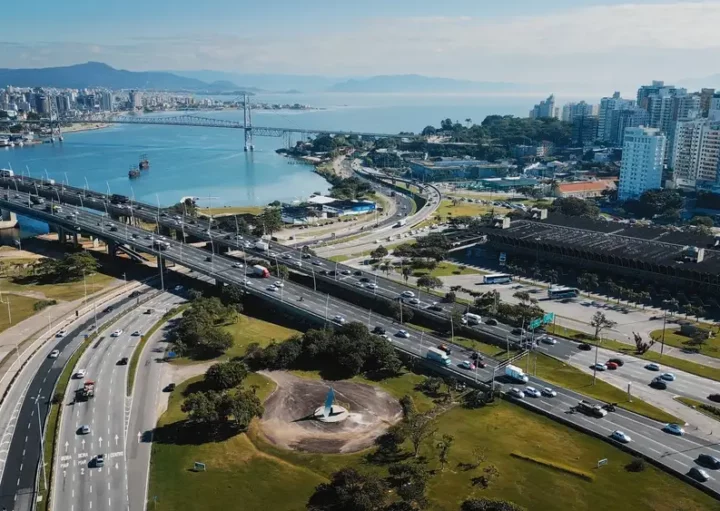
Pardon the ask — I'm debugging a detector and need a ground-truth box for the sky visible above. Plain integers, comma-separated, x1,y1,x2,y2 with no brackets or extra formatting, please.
2,0,720,91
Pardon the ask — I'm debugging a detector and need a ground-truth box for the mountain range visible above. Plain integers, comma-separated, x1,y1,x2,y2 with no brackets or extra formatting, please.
326,74,531,93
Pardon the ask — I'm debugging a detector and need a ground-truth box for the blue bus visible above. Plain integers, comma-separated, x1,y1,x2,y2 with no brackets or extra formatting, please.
547,286,580,300
483,273,512,284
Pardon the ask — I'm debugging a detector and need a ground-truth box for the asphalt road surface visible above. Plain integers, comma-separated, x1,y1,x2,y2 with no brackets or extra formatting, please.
51,293,183,511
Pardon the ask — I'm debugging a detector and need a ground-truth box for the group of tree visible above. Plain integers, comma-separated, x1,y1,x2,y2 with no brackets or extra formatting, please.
623,189,684,220
393,233,450,262
253,207,284,236
364,150,404,169
245,323,402,378
32,251,99,283
170,295,239,358
551,197,599,218
165,197,198,218
327,176,375,200
180,361,263,430
472,289,544,327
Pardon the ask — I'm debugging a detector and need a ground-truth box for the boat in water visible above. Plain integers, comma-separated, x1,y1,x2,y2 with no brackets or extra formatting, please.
139,154,150,170
128,166,140,179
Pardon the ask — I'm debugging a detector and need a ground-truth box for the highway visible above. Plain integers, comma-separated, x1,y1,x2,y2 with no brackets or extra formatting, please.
2,187,720,497
51,292,183,511
0,284,158,511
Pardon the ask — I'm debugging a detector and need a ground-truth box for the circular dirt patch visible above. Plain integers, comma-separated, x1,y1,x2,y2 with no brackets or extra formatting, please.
258,371,403,454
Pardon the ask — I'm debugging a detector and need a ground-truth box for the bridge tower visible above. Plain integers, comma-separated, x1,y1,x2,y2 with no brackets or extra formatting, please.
243,94,254,152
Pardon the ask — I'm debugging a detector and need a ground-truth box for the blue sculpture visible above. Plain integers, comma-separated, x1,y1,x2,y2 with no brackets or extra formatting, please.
323,387,335,418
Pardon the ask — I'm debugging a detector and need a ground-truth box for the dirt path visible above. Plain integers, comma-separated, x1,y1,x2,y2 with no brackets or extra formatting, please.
258,371,402,453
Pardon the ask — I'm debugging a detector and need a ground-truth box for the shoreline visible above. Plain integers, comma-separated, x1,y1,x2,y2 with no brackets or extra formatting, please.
60,123,112,135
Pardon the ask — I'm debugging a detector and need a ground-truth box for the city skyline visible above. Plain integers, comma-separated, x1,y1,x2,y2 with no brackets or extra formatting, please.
1,1,720,92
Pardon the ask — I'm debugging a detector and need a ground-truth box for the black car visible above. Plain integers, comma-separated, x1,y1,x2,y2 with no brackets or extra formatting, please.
102,306,113,313
360,277,370,283
511,328,524,336
650,377,668,389
696,454,720,469
302,253,311,259
470,352,483,361
372,326,386,335
578,343,592,351
319,270,328,276
164,383,176,392
485,318,498,326
353,270,362,276
117,357,128,366
205,256,212,262
129,291,141,298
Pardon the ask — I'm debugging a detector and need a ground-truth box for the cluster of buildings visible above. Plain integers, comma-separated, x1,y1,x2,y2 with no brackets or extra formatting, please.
280,194,377,225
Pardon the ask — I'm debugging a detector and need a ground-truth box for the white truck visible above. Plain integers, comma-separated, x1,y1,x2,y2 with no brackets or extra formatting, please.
252,265,270,278
393,219,407,228
255,241,269,251
463,313,482,325
426,347,451,366
504,364,529,383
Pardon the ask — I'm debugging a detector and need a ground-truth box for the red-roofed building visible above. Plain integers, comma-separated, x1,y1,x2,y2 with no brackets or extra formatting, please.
553,179,617,199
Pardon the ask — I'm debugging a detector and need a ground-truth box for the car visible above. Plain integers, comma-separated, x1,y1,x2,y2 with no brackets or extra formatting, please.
241,279,252,286
94,454,105,467
333,315,346,324
541,387,557,397
282,253,292,259
144,309,153,314
540,336,557,345
132,330,141,337
79,425,90,435
365,283,378,290
688,467,710,482
266,285,278,292
651,377,668,389
232,263,243,269
509,387,525,399
610,430,632,443
129,290,141,298
511,328,525,336
470,352,483,361
396,330,410,338
645,363,661,371
273,281,284,288
302,253,312,259
661,372,676,381
437,344,452,355
164,383,176,392
73,369,86,379
340,270,351,276
591,363,606,371
524,387,542,398
408,298,420,305
354,281,365,288
485,318,498,326
55,329,67,338
103,306,113,313
205,255,213,262
608,358,625,367
111,329,123,337
459,360,475,370
49,350,60,359
663,423,685,436
353,270,362,276
381,334,391,341
428,302,443,312
696,454,720,469
578,343,592,351
605,361,618,370
359,277,370,283
117,357,128,365
311,260,323,266
401,290,415,298
372,326,386,335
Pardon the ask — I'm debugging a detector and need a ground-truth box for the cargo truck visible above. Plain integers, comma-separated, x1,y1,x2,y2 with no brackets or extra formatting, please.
252,265,270,278
504,364,529,383
255,241,269,251
76,380,95,402
576,399,607,418
393,219,407,228
426,347,451,366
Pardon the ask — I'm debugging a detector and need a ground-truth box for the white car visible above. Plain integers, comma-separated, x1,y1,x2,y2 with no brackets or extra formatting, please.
232,263,243,269
241,279,253,286
509,387,525,399
111,329,123,337
396,330,410,338
540,336,557,345
660,372,676,381
333,315,346,324
282,253,292,259
381,334,391,341
273,281,284,288
408,298,420,305
524,387,542,398
49,349,60,359
79,425,90,435
55,329,67,338
266,285,278,292
541,387,557,397
354,281,365,288
610,430,632,443
401,291,415,298
365,283,378,290
73,369,86,379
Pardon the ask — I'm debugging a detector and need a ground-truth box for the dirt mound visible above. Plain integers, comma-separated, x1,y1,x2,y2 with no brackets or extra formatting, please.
258,371,402,454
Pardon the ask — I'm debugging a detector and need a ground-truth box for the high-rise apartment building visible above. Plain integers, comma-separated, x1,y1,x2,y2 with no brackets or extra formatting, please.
561,101,594,122
598,92,636,142
129,90,142,110
529,95,556,119
700,88,715,118
672,119,720,185
609,108,648,146
100,91,113,111
618,127,666,201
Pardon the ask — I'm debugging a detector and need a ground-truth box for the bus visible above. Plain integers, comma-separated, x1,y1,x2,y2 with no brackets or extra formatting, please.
547,286,580,300
483,273,512,285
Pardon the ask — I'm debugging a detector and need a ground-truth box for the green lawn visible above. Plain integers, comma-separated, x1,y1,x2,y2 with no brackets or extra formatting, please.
222,314,300,359
519,352,680,423
199,206,264,216
432,199,511,221
0,294,44,334
328,255,351,263
675,396,720,421
413,261,482,278
650,326,720,359
149,370,714,511
0,261,115,302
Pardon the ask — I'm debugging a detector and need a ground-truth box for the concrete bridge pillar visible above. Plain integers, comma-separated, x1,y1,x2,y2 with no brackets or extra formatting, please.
159,225,172,237
58,226,66,244
107,240,117,257
0,209,18,230
73,232,79,245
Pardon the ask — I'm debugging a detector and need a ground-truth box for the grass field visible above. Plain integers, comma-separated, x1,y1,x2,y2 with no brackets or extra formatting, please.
1,274,115,303
0,294,44,334
432,199,511,221
650,326,720,359
518,352,680,423
199,206,264,216
149,369,714,511
412,261,482,278
675,396,720,421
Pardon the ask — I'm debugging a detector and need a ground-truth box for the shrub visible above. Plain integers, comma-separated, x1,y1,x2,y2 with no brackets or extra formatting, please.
625,458,646,472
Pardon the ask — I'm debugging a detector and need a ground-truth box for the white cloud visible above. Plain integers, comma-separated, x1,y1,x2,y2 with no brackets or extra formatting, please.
2,2,720,90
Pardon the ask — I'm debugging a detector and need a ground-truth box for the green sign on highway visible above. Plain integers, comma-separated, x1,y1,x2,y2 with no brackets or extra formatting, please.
529,319,542,330
543,312,555,324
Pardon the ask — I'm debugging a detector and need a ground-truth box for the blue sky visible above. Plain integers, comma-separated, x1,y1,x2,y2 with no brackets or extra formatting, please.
1,0,718,90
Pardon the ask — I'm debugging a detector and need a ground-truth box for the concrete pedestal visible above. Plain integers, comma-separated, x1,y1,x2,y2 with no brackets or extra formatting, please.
313,405,350,423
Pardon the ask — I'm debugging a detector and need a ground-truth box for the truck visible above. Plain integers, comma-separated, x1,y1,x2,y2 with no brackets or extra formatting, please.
30,195,45,205
76,380,95,402
576,400,607,418
255,241,269,251
504,364,529,383
0,169,14,177
426,347,451,366
252,264,270,278
393,219,407,228
463,313,482,325
111,194,129,205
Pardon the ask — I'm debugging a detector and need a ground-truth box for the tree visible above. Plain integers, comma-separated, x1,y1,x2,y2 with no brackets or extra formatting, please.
401,267,412,283
461,498,526,511
226,389,264,429
257,207,283,235
181,391,220,423
388,463,430,507
389,302,413,323
436,434,454,472
198,328,234,356
379,262,393,276
663,298,679,316
307,468,387,511
271,263,290,280
205,361,248,390
690,215,714,228
417,376,443,396
551,197,599,218
404,412,437,458
370,246,388,260
417,275,442,293
590,311,616,340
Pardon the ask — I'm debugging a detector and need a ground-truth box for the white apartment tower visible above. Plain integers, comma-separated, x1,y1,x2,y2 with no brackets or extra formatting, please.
618,127,666,201
598,92,635,142
672,119,720,185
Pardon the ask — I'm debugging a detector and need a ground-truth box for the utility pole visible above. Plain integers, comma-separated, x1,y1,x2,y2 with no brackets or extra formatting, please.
592,335,601,385
36,396,47,493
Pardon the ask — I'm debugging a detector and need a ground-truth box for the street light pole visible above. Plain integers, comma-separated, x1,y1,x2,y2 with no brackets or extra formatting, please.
36,396,48,493
592,335,601,385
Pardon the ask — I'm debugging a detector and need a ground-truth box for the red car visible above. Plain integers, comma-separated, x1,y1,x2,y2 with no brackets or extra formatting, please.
606,361,618,370
476,360,488,369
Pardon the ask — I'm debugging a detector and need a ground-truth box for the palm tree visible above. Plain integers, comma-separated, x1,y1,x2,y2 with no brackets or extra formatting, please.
402,266,412,283
663,298,679,316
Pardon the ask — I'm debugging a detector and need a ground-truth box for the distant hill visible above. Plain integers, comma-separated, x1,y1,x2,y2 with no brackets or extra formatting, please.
327,74,528,93
677,73,720,91
0,62,238,91
173,70,344,93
